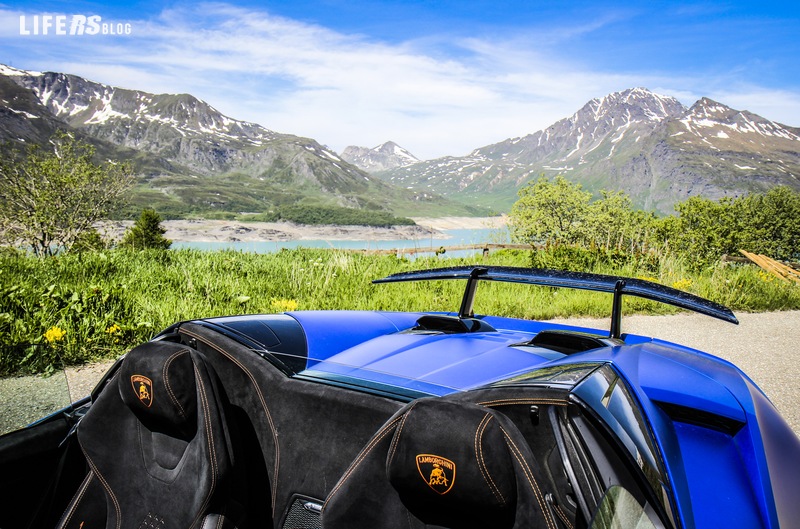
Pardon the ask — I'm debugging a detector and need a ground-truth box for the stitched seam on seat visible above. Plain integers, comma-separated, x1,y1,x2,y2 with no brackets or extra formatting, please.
479,398,568,407
163,349,189,420
209,506,227,529
499,425,556,529
322,415,404,511
181,328,281,515
82,448,121,529
190,363,217,529
475,413,505,505
386,401,418,468
58,471,94,529
404,510,415,529
555,503,574,529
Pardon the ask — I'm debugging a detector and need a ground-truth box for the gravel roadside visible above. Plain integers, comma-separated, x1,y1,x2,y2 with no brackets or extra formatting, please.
2,311,798,436
0,359,117,435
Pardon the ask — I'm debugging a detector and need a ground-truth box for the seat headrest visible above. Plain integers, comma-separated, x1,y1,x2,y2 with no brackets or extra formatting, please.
386,400,517,529
119,341,198,439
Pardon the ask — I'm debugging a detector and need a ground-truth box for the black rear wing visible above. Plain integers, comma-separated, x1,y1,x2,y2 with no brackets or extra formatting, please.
373,266,738,338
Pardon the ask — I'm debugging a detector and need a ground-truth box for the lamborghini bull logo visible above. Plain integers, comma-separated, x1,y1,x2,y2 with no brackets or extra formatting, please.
416,454,455,494
131,375,153,408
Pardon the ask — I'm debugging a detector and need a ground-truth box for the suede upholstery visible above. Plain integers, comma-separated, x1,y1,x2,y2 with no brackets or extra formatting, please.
179,322,404,527
56,341,242,529
119,342,198,440
322,398,557,529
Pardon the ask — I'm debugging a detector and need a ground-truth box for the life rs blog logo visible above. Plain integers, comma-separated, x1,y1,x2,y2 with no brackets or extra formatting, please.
19,14,133,36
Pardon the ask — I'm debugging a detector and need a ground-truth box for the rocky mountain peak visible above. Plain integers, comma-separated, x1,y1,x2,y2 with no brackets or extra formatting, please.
687,97,736,119
4,66,279,152
340,141,419,172
576,87,685,126
680,96,800,143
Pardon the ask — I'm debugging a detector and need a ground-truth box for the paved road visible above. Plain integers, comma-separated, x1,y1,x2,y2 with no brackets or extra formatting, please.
550,311,800,435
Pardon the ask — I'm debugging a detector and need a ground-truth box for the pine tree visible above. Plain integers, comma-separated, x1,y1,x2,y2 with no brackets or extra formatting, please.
121,209,171,250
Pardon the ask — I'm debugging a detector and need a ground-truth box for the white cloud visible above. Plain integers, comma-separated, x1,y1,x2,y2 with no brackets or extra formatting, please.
1,3,798,160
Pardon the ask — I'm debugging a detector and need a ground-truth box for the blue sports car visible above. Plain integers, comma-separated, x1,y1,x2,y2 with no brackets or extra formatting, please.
1,266,798,529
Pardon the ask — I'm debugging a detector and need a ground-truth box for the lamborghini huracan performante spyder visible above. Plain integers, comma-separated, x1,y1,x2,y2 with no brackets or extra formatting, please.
2,266,799,529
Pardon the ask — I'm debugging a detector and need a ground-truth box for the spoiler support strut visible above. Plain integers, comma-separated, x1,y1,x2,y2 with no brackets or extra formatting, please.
610,280,625,339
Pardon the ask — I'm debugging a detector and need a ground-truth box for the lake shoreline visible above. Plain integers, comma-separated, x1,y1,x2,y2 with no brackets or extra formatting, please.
98,216,508,244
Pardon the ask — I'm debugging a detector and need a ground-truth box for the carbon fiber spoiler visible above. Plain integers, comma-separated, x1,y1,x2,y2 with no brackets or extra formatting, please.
373,266,738,338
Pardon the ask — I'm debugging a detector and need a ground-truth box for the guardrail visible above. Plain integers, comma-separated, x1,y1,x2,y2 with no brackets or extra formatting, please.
355,243,531,256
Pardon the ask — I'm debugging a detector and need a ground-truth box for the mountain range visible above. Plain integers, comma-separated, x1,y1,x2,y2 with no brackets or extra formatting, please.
0,64,475,219
373,88,800,213
1,63,798,219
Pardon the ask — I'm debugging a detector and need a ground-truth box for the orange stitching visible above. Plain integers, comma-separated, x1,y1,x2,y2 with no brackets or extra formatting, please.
82,448,121,529
475,413,505,505
323,416,403,510
554,503,574,529
181,328,281,515
387,401,418,468
163,349,189,419
58,472,93,528
189,363,217,529
499,425,556,529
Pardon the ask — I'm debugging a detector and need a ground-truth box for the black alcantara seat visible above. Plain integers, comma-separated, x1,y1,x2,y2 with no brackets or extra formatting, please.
56,341,244,529
321,398,557,529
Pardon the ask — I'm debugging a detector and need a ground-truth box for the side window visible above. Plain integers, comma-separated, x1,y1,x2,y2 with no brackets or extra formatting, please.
591,486,658,529
573,366,672,513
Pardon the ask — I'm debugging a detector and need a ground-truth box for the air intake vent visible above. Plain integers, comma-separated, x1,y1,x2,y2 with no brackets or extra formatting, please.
412,314,496,334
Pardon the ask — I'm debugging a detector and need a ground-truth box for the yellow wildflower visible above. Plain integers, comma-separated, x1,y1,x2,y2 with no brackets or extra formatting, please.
44,326,66,343
105,324,121,335
270,298,299,312
757,271,775,283
672,279,693,291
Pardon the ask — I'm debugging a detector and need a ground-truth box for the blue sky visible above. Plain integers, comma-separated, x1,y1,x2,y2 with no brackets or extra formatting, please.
1,1,798,159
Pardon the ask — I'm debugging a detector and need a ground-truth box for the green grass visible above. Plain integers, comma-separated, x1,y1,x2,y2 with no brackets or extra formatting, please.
1,247,798,375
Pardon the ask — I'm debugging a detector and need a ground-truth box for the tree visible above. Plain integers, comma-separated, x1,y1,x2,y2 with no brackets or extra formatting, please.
120,209,171,250
585,190,656,253
737,186,800,260
509,175,591,246
0,132,133,256
658,196,741,266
